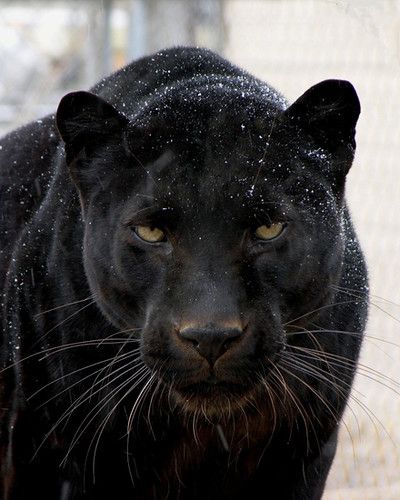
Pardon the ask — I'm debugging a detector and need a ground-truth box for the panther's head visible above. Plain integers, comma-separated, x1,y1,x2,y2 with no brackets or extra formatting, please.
56,78,360,417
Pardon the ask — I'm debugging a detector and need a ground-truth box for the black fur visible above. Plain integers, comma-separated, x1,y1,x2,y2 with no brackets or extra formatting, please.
0,47,368,499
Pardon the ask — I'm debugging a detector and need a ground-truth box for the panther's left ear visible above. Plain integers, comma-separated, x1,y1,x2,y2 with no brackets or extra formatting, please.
283,79,360,152
56,91,129,164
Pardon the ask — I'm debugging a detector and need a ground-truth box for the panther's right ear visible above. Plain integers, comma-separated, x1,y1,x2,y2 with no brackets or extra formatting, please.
56,91,129,164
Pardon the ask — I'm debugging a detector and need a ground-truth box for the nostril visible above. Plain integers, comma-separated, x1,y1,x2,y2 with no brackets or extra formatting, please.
222,336,237,352
178,329,201,351
189,339,200,349
178,328,199,345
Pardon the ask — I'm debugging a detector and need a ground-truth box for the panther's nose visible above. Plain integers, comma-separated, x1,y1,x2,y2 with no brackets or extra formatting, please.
178,325,243,365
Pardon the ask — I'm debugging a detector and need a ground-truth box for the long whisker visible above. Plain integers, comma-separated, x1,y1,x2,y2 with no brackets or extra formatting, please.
286,343,400,391
282,351,361,419
256,375,277,455
34,296,94,318
283,300,358,327
279,351,395,447
89,367,155,483
75,369,151,484
98,327,142,345
145,360,167,440
62,363,150,468
280,355,357,451
146,376,163,440
278,362,341,424
282,351,359,444
33,349,141,409
34,300,97,345
28,348,139,402
96,329,142,396
125,371,158,486
127,371,158,433
32,356,145,461
1,336,140,375
330,284,400,324
286,324,400,349
271,364,314,452
65,358,146,426
331,284,399,308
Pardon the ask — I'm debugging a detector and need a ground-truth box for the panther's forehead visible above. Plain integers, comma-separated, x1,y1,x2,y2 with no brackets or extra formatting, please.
134,136,296,221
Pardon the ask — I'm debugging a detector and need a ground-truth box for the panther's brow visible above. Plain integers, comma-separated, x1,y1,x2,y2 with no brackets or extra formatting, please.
121,206,159,226
122,205,174,226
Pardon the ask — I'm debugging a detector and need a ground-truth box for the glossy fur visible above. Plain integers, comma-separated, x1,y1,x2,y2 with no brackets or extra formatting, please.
0,47,368,499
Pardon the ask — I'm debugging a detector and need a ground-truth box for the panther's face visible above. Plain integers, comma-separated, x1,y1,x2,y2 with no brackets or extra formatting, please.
57,79,359,415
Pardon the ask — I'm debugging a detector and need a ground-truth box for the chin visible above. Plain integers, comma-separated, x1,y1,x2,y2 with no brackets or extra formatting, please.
171,380,257,419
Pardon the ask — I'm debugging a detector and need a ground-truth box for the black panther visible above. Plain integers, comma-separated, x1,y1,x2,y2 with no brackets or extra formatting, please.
0,47,368,499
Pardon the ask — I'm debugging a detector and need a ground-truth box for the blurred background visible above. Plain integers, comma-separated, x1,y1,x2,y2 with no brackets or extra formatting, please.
1,0,399,497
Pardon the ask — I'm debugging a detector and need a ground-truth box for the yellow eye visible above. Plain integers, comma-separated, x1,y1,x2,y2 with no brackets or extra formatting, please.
255,223,285,241
135,226,166,243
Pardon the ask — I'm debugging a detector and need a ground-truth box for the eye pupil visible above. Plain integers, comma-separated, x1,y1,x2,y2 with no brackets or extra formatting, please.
254,223,284,241
135,225,166,243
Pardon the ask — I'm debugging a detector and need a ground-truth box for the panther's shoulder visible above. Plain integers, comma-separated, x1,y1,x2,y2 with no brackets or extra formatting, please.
0,114,59,282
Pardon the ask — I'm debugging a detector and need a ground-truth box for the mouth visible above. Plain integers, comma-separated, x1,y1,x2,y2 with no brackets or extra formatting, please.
172,376,252,415
179,378,246,397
